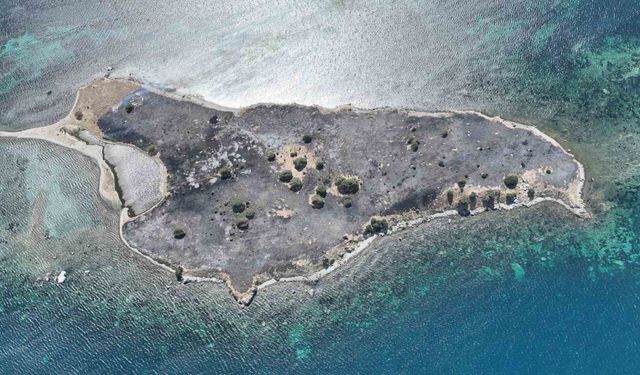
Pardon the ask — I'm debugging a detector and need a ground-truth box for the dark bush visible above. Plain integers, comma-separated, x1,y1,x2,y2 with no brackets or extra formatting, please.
456,197,470,217
438,160,445,167
311,194,325,209
74,111,83,120
446,190,454,205
316,186,327,198
527,188,535,200
408,137,419,152
266,151,276,162
209,115,218,124
482,190,500,210
175,266,184,282
244,209,256,220
546,169,552,174
219,166,233,180
235,216,249,230
506,192,517,205
316,160,325,170
147,144,158,157
230,197,246,213
293,157,307,171
289,177,303,192
124,103,134,113
290,151,298,157
441,130,448,138
341,197,353,208
173,228,186,239
469,192,478,210
278,170,293,183
503,175,519,189
364,218,389,235
457,179,466,191
303,134,313,143
481,173,488,179
336,176,359,194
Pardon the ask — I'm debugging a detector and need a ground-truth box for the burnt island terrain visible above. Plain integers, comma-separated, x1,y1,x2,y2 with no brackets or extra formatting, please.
6,79,586,304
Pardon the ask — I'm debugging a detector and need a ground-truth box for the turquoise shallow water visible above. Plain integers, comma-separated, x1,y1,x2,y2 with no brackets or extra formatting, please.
1,0,640,373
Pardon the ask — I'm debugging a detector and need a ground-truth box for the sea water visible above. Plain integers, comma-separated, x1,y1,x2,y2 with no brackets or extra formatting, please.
1,0,640,373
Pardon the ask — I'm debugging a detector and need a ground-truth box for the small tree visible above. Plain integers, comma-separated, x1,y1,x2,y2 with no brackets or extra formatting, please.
124,103,134,113
335,176,359,194
266,151,276,162
219,166,233,180
230,197,246,213
316,186,327,198
315,160,325,170
446,190,454,205
147,144,158,157
175,266,184,282
504,175,519,189
279,170,293,183
457,179,466,191
364,218,389,235
293,157,307,171
527,188,535,200
311,195,324,209
289,177,303,192
506,192,517,205
302,134,313,143
173,228,186,239
235,216,249,230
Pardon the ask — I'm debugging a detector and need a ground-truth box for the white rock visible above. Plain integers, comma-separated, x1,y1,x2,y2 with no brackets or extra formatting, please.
57,271,67,284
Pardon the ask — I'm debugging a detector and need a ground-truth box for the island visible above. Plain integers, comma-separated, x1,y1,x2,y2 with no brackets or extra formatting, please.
0,78,588,305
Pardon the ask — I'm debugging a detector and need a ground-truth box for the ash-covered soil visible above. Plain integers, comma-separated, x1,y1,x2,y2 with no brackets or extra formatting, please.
96,86,579,293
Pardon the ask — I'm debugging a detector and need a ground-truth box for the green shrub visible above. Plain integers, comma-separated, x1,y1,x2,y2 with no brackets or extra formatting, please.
546,169,552,174
506,192,517,205
124,103,134,113
311,195,325,209
219,166,233,180
303,134,313,143
175,266,184,282
335,176,359,194
341,197,353,208
230,197,246,213
316,186,327,198
527,188,535,200
278,170,293,183
235,216,249,230
173,228,186,239
266,151,276,162
482,190,500,210
446,190,454,205
289,177,303,192
364,218,389,235
481,173,488,179
293,157,307,171
503,175,519,189
456,197,470,217
438,160,445,167
457,179,466,191
147,144,158,157
469,192,478,210
244,209,256,220
316,160,325,170
408,137,419,152
74,111,83,121
290,151,298,157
